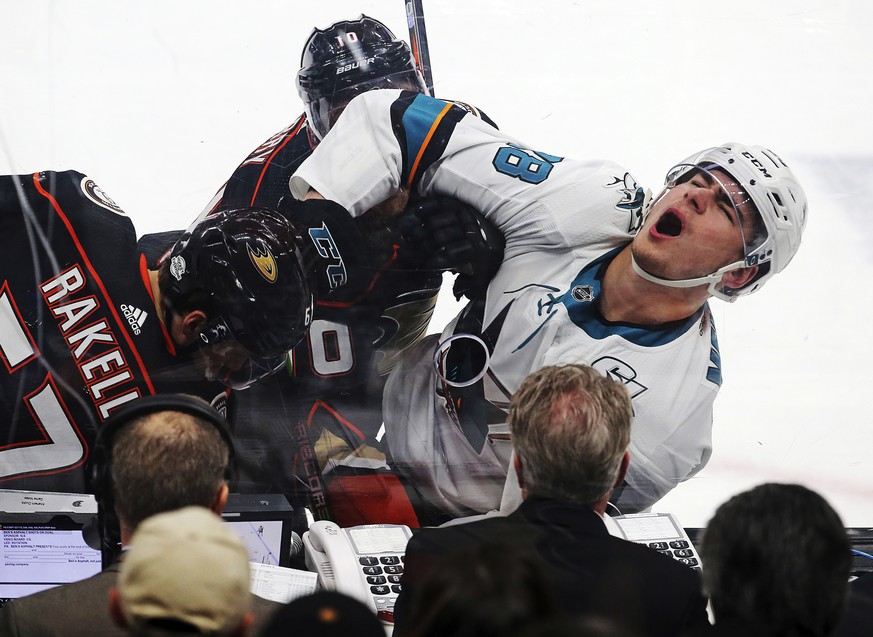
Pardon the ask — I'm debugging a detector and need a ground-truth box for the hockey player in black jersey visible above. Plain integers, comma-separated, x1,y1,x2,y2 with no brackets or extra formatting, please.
137,16,504,526
0,170,366,494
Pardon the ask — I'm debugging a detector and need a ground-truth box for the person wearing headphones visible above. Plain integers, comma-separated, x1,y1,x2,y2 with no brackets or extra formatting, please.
0,394,280,637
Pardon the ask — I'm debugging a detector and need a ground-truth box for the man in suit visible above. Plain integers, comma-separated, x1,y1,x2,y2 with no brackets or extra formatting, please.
0,395,279,637
394,364,710,637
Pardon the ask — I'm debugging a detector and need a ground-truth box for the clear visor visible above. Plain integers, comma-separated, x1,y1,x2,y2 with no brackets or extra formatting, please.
306,69,426,139
195,317,287,390
194,339,286,390
661,163,767,262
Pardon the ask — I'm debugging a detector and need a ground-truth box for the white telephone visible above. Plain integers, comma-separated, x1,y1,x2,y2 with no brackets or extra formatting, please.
603,512,701,569
303,520,412,618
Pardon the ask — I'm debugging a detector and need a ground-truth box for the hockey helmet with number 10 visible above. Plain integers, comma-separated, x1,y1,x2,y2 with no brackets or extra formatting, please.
296,14,426,140
163,208,317,389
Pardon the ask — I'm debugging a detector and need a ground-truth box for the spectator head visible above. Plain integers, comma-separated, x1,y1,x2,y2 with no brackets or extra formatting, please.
400,542,557,637
508,364,633,507
513,613,644,637
259,591,384,637
701,483,851,637
109,506,253,637
107,397,232,536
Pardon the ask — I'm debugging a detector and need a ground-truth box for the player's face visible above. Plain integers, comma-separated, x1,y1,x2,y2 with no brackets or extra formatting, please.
632,167,758,282
321,71,426,137
191,340,252,385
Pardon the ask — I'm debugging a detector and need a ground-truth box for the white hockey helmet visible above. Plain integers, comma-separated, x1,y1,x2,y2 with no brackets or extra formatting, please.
632,143,808,302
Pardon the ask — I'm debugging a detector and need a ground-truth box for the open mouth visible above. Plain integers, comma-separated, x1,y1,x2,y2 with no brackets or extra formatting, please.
654,210,683,237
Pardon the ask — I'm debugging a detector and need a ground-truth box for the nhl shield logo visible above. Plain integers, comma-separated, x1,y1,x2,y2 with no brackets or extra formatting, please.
170,255,186,281
247,243,278,283
571,285,594,303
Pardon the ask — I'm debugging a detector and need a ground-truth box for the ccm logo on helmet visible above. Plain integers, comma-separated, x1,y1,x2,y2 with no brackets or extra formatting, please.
336,58,375,74
246,243,278,283
741,151,773,179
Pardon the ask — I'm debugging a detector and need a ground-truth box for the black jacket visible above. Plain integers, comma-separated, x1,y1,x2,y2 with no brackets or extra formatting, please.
397,496,710,637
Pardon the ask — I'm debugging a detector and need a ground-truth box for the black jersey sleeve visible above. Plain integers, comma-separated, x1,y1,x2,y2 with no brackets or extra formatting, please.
277,197,386,302
220,115,315,211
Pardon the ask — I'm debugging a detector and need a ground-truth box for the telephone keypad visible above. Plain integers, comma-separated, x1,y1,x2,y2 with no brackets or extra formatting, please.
681,558,699,567
360,554,405,616
639,540,701,570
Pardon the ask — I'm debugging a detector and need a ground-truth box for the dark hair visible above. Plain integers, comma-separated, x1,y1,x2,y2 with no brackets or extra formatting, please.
399,543,558,637
111,410,229,529
701,483,851,637
259,591,384,637
513,614,644,637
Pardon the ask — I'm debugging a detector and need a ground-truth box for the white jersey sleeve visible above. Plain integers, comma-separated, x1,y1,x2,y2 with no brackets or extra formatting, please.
291,89,647,261
290,89,404,213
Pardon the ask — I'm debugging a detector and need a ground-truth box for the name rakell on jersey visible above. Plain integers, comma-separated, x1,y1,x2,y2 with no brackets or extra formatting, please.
41,264,144,418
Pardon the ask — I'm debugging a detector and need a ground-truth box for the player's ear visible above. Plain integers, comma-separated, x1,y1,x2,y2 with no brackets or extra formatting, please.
176,310,208,346
720,264,758,290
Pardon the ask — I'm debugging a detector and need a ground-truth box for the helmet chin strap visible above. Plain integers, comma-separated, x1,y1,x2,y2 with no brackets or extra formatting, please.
630,252,746,290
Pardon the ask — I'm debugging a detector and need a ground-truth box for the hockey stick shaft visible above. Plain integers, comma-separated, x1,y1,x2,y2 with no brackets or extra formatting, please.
405,0,435,96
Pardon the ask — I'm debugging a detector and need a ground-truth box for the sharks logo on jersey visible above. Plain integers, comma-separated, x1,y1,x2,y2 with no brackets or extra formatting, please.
605,172,648,234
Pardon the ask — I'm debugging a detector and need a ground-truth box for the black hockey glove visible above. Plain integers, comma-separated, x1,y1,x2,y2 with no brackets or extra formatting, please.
396,196,505,300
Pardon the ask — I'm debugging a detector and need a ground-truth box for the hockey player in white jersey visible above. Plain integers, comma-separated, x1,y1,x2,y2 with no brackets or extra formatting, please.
290,89,808,520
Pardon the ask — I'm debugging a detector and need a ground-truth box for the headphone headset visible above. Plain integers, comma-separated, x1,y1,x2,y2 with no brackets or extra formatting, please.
84,394,236,566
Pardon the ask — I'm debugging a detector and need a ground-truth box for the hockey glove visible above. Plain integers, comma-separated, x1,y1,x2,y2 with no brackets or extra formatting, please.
396,196,505,300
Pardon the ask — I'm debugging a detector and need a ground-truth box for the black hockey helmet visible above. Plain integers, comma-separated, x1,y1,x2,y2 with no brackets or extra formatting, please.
296,14,426,140
163,208,316,389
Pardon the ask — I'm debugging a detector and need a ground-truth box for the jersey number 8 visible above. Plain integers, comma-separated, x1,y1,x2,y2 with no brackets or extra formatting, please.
492,144,563,185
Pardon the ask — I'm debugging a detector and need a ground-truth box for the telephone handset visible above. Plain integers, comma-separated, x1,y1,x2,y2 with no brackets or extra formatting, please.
303,521,412,618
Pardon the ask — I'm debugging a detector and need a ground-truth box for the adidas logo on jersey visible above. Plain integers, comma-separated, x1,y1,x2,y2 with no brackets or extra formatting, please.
120,304,148,335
